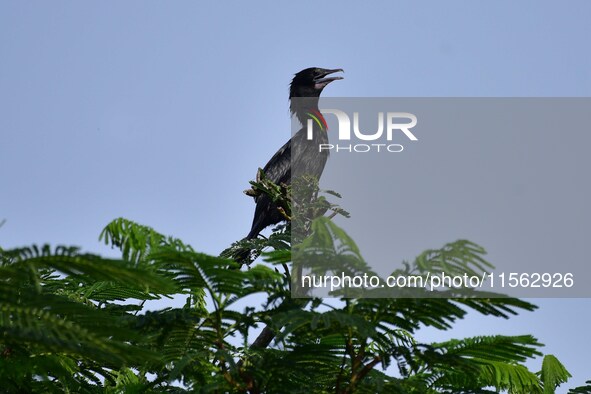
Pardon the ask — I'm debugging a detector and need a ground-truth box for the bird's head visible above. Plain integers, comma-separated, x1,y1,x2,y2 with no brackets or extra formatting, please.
289,67,344,99
289,67,343,125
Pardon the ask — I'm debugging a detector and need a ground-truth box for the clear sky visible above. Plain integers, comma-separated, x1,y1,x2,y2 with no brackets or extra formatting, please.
1,1,590,391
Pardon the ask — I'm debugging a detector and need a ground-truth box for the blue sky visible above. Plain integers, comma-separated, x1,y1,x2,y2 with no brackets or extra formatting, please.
1,1,590,391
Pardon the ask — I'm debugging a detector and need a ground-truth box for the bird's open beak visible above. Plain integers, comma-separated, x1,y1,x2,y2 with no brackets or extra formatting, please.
314,68,344,89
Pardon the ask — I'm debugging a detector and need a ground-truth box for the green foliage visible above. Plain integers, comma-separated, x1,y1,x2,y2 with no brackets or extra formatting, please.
568,380,591,394
0,179,581,393
540,355,572,393
0,244,176,392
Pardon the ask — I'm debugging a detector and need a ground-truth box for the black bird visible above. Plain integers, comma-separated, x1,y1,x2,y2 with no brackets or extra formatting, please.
246,67,344,240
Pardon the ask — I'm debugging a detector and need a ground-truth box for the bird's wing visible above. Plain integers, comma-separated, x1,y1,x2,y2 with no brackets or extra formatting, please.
261,138,291,185
250,138,291,204
253,127,314,203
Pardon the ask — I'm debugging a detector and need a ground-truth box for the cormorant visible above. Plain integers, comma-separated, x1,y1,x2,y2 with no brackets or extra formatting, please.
246,67,343,239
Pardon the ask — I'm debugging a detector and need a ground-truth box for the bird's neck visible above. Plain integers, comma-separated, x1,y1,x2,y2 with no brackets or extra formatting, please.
303,108,328,131
290,99,328,131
